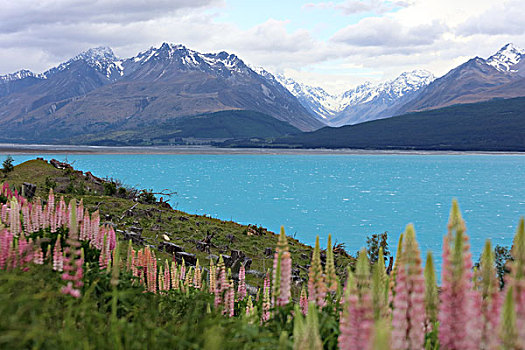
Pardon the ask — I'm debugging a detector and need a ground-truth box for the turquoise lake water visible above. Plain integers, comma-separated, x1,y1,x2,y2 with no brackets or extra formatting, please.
10,154,525,273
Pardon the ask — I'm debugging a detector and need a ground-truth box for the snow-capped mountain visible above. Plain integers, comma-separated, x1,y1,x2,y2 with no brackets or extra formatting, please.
486,43,525,73
124,43,253,79
0,69,45,82
0,42,322,144
274,69,435,125
274,74,341,119
397,43,525,114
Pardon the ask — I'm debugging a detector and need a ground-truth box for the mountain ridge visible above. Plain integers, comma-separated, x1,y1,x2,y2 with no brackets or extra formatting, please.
0,43,323,144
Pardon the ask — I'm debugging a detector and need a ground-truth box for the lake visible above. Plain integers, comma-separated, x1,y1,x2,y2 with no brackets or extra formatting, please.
8,153,525,273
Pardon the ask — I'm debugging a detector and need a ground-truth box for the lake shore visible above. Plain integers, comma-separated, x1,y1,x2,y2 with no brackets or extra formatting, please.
0,143,523,155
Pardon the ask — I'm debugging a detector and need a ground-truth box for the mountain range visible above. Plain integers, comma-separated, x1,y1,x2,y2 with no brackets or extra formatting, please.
0,43,321,144
0,42,524,146
273,43,525,126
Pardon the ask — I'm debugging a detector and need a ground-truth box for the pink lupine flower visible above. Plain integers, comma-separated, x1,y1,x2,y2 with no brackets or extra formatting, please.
215,256,228,308
438,201,481,350
508,218,525,346
224,280,235,317
300,287,308,315
338,253,374,350
0,230,12,269
22,204,31,234
9,198,20,236
308,236,327,308
1,204,7,223
391,225,426,350
53,235,64,272
61,239,83,296
262,281,271,323
61,282,81,298
180,259,186,281
57,197,67,228
33,246,44,265
91,211,100,241
237,264,247,301
193,260,202,290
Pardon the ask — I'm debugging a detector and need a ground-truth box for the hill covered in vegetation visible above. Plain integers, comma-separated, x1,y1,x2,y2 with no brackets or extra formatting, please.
220,97,525,151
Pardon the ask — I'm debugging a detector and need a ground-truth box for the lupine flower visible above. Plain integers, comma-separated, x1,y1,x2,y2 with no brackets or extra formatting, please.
391,224,425,350
184,267,193,287
237,264,247,301
308,236,327,308
438,200,481,350
158,265,165,291
389,233,404,303
215,256,227,308
61,282,81,298
53,235,63,272
272,226,292,307
99,233,110,270
293,302,322,350
338,252,374,350
209,258,216,294
475,240,502,350
33,246,44,265
245,295,256,319
144,248,157,293
68,199,78,239
0,230,13,269
424,251,438,332
500,286,518,349
171,261,179,290
225,279,235,317
262,279,271,323
164,260,171,290
10,197,20,236
508,217,525,347
372,247,389,320
325,234,339,294
180,258,186,281
193,260,202,290
300,287,308,315
61,239,83,297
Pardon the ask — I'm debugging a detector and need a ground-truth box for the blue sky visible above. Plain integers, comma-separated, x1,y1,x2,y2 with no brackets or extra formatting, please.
0,0,523,93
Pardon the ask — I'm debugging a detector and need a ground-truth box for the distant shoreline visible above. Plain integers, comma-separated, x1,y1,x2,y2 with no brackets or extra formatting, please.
0,143,523,156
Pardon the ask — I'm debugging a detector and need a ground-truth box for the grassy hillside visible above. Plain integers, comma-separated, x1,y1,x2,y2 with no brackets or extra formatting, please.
220,97,525,151
2,158,353,288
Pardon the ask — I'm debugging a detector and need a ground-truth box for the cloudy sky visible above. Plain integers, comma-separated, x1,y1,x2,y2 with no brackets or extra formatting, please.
1,0,523,93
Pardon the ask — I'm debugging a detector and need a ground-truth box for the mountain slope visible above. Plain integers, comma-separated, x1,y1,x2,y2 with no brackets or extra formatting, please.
72,110,301,146
396,44,525,114
222,97,525,151
0,43,322,144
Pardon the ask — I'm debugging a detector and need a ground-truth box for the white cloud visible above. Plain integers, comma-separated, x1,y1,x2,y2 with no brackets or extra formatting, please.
0,0,523,92
303,0,414,15
331,17,447,48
